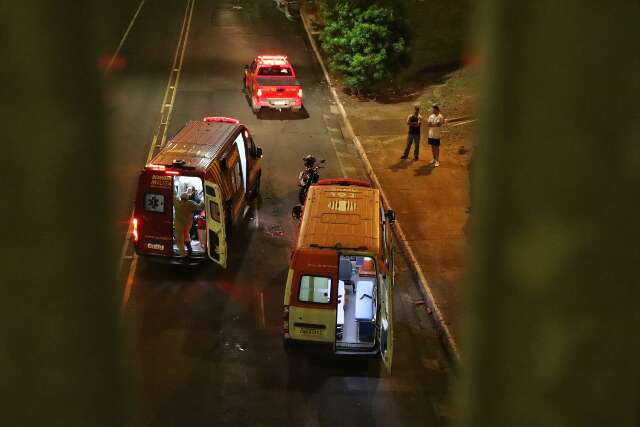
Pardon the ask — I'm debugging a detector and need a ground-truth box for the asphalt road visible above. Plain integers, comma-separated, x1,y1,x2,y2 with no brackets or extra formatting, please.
106,1,453,426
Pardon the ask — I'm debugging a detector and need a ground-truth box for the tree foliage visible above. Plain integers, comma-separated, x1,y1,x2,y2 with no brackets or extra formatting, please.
320,1,406,92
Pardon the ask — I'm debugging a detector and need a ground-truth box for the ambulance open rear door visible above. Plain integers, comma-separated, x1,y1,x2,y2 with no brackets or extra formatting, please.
379,254,394,373
204,181,227,268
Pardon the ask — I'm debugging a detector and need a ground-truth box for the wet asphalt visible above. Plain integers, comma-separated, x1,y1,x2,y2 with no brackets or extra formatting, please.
106,1,453,426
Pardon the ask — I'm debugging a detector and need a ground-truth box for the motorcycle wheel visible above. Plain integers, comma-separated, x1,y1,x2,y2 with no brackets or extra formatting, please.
299,187,308,205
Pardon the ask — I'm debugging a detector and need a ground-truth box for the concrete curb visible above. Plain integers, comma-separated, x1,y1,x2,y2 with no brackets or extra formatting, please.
300,10,461,364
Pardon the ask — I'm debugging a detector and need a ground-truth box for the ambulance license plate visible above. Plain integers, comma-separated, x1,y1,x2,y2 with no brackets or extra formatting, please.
298,327,323,336
273,100,287,106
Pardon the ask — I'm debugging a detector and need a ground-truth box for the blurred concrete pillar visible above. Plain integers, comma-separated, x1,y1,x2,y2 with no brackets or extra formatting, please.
0,2,133,426
460,2,640,426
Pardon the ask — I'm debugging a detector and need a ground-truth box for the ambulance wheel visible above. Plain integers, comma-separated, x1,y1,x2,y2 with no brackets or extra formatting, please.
251,173,261,198
292,105,302,113
251,99,261,113
283,337,293,353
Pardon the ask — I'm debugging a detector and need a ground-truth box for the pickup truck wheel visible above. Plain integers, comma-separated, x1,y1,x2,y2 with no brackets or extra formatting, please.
251,99,261,113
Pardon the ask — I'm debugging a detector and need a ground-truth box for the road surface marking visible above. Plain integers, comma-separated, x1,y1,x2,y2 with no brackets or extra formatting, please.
258,291,266,329
105,0,146,73
120,0,196,311
321,114,348,177
121,255,138,314
147,0,196,162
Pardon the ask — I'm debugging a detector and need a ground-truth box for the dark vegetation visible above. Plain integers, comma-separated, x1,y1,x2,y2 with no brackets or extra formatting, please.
315,0,471,95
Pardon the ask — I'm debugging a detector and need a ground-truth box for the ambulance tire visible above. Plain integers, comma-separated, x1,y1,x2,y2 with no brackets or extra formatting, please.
250,173,261,198
224,203,233,236
282,337,293,353
298,186,308,205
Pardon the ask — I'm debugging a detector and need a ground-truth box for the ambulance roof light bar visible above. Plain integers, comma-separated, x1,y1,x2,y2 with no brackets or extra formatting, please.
203,116,240,124
146,164,181,175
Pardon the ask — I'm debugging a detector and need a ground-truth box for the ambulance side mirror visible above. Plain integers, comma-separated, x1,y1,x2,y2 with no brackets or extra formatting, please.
386,209,396,223
292,205,303,220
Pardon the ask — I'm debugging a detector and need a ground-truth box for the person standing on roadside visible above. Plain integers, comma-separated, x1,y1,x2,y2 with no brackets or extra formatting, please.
427,104,445,167
401,104,422,160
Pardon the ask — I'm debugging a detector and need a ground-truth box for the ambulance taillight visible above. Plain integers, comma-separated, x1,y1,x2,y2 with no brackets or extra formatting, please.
132,217,139,242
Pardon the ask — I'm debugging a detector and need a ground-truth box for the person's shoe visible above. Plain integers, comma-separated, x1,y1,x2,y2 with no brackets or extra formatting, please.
429,159,436,165
435,161,440,167
414,156,419,161
400,155,408,159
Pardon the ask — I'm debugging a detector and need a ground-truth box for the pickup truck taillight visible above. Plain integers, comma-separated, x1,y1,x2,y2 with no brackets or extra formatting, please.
283,305,289,334
297,88,302,98
257,88,262,97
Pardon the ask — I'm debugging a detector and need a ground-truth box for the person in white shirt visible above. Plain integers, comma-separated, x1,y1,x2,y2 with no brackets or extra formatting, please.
401,104,422,160
427,105,445,167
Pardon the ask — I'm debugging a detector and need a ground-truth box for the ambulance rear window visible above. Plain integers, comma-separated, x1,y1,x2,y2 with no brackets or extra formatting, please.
298,275,332,304
144,193,165,213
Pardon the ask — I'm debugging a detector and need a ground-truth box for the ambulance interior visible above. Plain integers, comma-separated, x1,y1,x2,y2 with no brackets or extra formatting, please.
172,176,205,256
336,255,378,349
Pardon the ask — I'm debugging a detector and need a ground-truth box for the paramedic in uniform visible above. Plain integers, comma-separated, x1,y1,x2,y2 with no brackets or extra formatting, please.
175,191,204,259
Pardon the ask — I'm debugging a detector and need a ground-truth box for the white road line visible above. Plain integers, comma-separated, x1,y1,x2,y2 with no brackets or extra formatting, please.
105,0,146,73
120,0,196,311
258,291,266,329
449,119,477,127
322,114,348,178
117,207,135,275
121,255,138,314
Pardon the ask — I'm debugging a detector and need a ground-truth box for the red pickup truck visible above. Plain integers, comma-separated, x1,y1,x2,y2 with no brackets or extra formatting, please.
243,55,303,113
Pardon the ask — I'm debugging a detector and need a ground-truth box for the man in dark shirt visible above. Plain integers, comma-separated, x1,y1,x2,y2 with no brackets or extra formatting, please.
401,104,422,160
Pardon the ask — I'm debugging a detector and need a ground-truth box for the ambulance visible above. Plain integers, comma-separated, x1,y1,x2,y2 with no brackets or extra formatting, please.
132,117,263,267
283,179,396,372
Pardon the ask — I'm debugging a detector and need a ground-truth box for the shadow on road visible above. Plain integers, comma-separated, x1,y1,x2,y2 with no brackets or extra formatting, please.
414,163,435,176
389,159,413,172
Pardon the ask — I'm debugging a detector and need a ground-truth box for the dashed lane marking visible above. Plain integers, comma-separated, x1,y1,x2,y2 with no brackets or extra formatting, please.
121,255,138,315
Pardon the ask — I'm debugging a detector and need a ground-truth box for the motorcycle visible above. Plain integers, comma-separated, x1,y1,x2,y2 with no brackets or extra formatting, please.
298,155,325,204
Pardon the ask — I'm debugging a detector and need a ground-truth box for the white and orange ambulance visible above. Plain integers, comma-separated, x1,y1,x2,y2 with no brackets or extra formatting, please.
283,179,396,372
